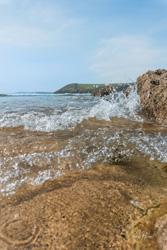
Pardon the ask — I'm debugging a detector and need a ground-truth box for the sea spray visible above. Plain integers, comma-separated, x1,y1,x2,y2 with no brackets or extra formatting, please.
0,88,167,196
0,87,142,131
89,86,143,122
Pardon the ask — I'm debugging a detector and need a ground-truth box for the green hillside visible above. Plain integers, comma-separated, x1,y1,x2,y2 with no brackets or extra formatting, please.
0,94,7,97
54,83,106,94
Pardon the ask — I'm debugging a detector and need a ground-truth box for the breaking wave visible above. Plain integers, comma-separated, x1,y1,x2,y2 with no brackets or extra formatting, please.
0,87,143,131
1,86,167,196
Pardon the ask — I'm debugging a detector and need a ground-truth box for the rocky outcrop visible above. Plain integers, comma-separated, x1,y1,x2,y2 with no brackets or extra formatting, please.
123,86,131,97
91,84,132,97
136,69,167,124
91,85,113,97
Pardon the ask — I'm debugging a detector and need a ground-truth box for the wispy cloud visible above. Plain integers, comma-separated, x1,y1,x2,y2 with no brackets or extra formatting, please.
0,1,86,47
25,3,65,25
0,25,49,46
90,35,167,82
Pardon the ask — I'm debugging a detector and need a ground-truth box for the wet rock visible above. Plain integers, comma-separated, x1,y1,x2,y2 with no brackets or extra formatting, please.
91,84,132,97
128,202,167,250
123,86,132,97
136,69,167,124
155,214,167,250
111,147,130,164
91,85,113,97
1,158,167,249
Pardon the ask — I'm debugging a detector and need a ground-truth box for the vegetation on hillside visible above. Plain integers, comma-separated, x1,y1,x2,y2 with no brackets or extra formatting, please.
0,94,7,97
54,83,106,94
54,83,135,94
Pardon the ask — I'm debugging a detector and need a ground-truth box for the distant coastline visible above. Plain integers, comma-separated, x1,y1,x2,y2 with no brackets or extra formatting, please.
54,83,106,94
54,83,135,94
0,94,7,97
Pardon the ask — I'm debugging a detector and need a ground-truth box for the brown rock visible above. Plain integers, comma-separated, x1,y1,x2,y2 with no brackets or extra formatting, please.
91,85,113,97
91,84,132,97
136,69,167,124
123,86,132,97
155,213,167,249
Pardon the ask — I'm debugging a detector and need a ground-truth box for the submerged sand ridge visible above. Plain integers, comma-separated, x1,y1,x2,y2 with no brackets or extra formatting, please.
0,117,167,249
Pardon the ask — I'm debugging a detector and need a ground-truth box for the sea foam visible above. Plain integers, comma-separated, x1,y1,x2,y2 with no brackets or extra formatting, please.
0,87,142,131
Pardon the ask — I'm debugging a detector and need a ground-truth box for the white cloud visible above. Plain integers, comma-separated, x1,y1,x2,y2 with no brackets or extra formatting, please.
25,3,64,24
0,1,86,47
90,35,167,82
0,26,49,46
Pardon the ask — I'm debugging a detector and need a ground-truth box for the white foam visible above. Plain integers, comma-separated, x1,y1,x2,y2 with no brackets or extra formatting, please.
89,87,142,122
0,87,143,131
0,88,167,196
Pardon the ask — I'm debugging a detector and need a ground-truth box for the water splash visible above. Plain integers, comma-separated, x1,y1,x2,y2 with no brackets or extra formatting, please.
89,86,142,122
0,87,167,196
0,87,142,131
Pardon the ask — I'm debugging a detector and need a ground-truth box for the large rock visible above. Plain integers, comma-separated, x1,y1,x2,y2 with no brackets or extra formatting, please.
136,69,167,124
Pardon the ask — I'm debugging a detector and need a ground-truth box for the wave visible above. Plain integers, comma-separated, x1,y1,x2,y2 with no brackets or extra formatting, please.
6,92,54,96
0,87,143,131
1,87,167,196
5,92,91,96
89,86,142,122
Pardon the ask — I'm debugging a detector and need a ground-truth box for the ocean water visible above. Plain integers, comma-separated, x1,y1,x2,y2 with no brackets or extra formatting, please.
0,88,167,196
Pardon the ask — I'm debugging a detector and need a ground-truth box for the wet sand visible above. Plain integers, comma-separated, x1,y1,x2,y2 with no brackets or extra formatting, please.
0,157,167,249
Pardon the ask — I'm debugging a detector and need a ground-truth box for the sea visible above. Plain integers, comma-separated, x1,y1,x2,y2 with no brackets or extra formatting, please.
0,88,167,197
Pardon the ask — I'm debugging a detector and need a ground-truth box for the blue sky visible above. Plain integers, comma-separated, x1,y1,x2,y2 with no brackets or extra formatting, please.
0,0,167,93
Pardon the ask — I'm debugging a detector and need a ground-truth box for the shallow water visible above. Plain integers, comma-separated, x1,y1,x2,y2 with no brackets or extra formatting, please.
0,88,167,196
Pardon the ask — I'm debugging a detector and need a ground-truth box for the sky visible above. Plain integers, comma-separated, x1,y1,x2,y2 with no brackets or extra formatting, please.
0,0,167,93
